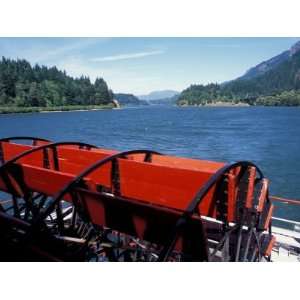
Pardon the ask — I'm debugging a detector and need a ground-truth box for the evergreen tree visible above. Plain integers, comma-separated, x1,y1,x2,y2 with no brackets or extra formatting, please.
0,57,113,108
94,78,112,104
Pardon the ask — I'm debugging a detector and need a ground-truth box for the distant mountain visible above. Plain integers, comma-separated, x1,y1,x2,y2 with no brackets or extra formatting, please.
223,45,300,97
237,40,300,81
148,93,180,105
114,93,148,106
139,90,179,101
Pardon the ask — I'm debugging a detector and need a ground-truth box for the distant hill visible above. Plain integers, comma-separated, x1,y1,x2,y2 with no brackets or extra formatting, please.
114,93,148,106
139,90,179,101
148,93,180,105
237,40,300,81
178,40,300,106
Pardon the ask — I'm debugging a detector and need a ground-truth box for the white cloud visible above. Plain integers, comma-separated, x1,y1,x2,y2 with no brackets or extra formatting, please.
91,50,165,62
34,39,98,62
53,56,168,94
9,38,111,66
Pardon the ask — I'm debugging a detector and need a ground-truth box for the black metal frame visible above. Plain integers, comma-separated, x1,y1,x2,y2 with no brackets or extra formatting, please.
0,136,51,164
0,138,273,262
28,155,270,262
22,149,162,261
0,140,98,170
158,161,269,261
0,139,104,261
0,145,163,261
29,149,162,228
0,140,98,223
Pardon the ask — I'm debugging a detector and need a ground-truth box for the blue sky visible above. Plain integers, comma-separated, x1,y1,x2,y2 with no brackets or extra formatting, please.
0,37,299,94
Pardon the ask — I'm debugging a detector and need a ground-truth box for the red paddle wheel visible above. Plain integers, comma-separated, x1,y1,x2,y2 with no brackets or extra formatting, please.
0,137,274,261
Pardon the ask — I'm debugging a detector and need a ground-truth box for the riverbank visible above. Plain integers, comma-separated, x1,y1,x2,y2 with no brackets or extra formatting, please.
0,104,115,114
178,101,250,107
203,101,250,107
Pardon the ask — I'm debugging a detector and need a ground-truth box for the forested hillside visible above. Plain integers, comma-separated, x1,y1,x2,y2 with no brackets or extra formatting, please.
0,57,114,109
237,40,300,80
178,42,300,106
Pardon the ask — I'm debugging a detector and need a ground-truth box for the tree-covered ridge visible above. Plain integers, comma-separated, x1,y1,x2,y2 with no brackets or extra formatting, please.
255,90,300,106
237,40,300,81
0,57,113,108
177,84,225,106
178,49,300,106
223,51,300,97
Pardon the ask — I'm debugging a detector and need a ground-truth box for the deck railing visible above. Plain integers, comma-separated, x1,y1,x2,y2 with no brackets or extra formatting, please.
270,196,300,227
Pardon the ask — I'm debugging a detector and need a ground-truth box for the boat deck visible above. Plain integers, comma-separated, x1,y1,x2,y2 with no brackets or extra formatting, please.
271,226,300,262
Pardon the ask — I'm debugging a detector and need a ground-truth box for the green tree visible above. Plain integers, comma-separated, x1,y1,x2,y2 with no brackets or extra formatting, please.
0,57,114,109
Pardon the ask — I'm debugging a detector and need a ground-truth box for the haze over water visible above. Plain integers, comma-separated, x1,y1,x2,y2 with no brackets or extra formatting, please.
1,106,299,221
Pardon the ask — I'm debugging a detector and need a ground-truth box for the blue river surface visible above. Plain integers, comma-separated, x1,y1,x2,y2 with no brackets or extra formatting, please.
0,105,299,221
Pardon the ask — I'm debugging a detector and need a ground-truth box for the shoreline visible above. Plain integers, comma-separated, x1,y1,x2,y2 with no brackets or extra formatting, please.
178,101,250,107
0,104,116,115
40,107,120,113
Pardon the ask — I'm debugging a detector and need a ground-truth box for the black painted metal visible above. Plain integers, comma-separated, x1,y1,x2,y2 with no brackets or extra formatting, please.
43,148,50,169
111,158,121,195
0,142,4,164
0,141,98,174
158,161,266,261
29,149,162,232
144,152,153,162
0,136,51,165
0,140,99,234
51,146,60,171
0,139,272,261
